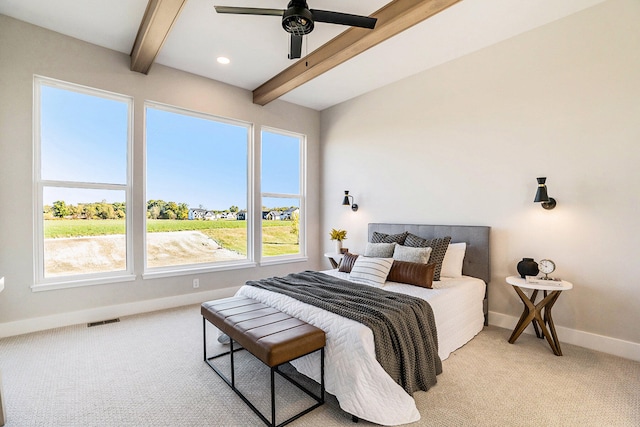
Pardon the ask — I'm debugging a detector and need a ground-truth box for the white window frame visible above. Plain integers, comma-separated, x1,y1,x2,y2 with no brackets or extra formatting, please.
259,126,307,265
142,101,256,279
32,76,135,291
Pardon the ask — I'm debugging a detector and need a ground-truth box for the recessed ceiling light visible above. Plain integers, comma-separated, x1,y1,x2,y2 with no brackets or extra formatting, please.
217,56,230,65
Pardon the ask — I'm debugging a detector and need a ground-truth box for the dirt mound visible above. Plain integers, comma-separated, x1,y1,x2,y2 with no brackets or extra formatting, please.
45,231,245,276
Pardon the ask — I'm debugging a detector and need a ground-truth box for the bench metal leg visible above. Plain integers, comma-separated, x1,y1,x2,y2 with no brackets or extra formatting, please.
271,367,276,427
203,316,325,427
230,338,235,387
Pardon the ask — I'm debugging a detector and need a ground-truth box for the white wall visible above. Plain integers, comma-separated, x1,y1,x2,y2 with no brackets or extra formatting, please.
2,1,639,359
0,15,321,334
321,0,640,354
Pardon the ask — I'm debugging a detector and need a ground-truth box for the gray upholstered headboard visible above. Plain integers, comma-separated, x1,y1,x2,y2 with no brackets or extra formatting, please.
368,223,491,325
368,223,491,283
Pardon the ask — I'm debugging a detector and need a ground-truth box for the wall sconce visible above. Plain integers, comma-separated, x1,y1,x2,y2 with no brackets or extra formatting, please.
534,177,557,210
342,190,358,212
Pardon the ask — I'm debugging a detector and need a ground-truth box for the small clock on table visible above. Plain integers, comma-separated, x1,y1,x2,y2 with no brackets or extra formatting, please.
538,259,557,280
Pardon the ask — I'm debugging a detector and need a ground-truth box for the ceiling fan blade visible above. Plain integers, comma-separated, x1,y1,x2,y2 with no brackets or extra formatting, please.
214,6,284,16
289,34,303,60
310,9,377,29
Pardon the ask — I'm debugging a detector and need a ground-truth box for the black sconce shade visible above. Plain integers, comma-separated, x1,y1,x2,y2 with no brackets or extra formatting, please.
342,190,358,212
534,177,557,210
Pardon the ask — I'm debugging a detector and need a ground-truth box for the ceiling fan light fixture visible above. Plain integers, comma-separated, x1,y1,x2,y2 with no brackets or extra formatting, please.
214,0,377,60
282,5,314,35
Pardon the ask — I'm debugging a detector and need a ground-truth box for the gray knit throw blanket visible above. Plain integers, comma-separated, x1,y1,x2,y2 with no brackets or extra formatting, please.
245,270,442,394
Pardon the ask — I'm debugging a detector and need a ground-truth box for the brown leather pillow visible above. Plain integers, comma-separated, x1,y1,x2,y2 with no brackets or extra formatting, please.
338,252,359,273
387,261,436,288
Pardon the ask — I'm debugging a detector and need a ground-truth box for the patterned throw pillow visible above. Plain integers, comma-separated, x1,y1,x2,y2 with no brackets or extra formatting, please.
349,257,394,288
338,252,359,273
371,231,409,245
364,242,396,258
387,261,436,288
393,245,432,264
403,234,452,281
403,233,429,247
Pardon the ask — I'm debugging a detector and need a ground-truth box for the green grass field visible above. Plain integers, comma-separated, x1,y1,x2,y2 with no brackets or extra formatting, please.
44,219,299,256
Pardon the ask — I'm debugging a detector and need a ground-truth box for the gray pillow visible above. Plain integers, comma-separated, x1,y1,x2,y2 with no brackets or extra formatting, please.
364,242,396,258
371,231,408,244
404,234,452,281
393,245,432,264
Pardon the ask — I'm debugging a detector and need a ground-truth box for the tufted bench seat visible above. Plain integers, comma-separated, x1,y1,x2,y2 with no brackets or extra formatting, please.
202,296,325,427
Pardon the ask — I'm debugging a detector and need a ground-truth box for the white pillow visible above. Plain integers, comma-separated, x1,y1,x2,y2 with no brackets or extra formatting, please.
364,242,396,258
440,242,467,278
349,257,394,288
393,245,432,264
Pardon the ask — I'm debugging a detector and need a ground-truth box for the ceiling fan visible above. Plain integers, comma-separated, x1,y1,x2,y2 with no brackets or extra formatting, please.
214,1,377,59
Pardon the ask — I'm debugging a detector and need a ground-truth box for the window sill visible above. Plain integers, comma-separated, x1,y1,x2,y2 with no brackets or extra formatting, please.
30,257,309,292
142,260,258,280
32,273,137,292
259,255,309,266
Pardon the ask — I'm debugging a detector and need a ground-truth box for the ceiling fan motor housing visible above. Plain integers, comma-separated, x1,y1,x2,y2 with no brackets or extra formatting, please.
282,0,314,35
214,0,376,59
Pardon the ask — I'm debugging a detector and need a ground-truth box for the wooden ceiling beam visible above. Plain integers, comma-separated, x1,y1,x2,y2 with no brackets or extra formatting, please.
130,0,188,74
253,0,463,106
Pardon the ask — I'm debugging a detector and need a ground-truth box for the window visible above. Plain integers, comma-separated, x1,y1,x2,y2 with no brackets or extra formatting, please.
34,77,133,288
261,128,305,260
145,103,251,272
33,78,307,289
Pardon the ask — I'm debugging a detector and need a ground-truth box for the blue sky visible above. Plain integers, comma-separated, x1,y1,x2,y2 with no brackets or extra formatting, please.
261,130,300,196
41,85,301,211
146,107,248,210
41,85,128,185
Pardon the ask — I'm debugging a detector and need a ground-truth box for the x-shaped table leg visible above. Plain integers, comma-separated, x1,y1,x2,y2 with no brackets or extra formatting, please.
508,286,564,355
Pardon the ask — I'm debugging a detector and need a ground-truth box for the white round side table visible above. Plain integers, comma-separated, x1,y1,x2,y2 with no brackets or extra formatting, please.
506,275,573,356
323,252,344,269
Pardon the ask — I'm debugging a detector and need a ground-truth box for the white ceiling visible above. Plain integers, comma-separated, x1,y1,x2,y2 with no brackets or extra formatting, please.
0,0,606,111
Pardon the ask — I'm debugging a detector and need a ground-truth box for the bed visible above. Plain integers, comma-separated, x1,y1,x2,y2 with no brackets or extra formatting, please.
235,223,490,425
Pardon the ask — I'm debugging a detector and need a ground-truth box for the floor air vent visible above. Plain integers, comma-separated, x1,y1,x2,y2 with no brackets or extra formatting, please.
88,318,120,327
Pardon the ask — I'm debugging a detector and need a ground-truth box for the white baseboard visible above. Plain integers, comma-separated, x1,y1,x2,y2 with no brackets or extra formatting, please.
489,311,640,362
0,287,240,339
2,301,637,363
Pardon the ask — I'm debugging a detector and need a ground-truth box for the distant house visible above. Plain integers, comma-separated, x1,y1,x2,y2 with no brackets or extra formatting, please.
219,212,237,220
188,208,206,220
237,211,246,220
266,211,281,220
262,211,269,220
280,207,299,220
189,208,216,220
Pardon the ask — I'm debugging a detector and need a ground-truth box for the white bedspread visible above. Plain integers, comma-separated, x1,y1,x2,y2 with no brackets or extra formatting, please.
235,272,485,426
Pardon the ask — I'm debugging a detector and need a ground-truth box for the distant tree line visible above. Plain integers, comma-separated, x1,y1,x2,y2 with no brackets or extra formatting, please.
44,200,296,220
44,200,126,220
147,200,189,220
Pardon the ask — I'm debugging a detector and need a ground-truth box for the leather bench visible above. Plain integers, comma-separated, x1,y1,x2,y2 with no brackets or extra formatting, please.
202,296,325,427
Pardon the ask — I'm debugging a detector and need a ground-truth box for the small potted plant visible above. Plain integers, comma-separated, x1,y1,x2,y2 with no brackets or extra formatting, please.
329,228,347,253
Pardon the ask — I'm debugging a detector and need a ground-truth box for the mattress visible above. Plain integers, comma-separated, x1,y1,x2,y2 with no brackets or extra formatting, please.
235,271,486,425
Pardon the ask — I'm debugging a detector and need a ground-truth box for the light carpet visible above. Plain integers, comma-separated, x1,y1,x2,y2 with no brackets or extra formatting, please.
0,304,638,426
